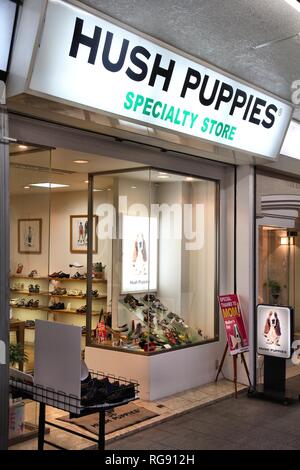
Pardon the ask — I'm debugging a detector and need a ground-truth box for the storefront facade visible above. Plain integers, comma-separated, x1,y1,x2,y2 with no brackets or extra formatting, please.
1,0,299,449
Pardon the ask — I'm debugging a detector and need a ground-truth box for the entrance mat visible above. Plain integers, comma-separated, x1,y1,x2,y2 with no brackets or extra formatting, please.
58,403,158,435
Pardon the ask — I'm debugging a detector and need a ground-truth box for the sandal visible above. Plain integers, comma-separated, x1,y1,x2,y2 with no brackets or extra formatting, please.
16,263,23,274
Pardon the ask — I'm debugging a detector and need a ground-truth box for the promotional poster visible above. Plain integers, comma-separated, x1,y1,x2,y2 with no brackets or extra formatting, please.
121,215,158,293
218,294,249,355
257,305,292,359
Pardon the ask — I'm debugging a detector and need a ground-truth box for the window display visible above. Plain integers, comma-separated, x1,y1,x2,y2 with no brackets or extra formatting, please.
89,168,219,353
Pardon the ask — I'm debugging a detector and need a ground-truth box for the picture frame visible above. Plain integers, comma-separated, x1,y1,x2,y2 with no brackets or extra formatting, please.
18,219,42,254
70,215,98,254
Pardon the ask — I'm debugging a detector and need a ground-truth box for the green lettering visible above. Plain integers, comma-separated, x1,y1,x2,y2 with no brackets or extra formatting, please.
165,106,175,122
124,91,134,110
209,119,217,134
229,127,237,140
133,94,144,111
161,103,168,120
143,97,154,116
174,108,181,125
201,117,210,133
153,101,162,118
222,124,230,139
215,122,223,136
190,113,198,128
182,110,190,127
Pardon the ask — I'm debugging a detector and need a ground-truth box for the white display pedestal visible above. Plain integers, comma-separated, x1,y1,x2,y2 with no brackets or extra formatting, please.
86,342,224,401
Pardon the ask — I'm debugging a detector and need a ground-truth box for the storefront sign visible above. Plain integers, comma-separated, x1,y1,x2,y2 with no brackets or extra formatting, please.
257,304,293,359
218,294,249,355
0,0,18,80
27,0,292,159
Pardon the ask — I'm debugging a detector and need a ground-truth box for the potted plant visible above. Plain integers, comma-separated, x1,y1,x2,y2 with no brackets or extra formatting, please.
265,280,281,305
9,343,28,369
93,262,106,280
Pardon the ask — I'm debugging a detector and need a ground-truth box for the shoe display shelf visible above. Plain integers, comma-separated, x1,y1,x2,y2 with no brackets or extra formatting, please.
10,370,139,451
10,275,108,344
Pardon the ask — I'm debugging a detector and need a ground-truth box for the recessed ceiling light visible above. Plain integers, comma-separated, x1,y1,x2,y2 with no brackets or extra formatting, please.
131,186,137,189
84,180,89,183
158,172,168,175
73,159,89,164
284,0,300,13
29,183,70,188
185,177,194,181
107,188,111,191
93,189,104,192
24,186,30,189
158,175,170,179
18,145,28,150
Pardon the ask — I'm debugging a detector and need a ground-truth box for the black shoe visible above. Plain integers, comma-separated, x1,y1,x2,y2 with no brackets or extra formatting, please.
106,383,135,404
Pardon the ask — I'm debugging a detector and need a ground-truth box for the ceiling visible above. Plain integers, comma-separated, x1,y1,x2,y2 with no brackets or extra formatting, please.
81,0,300,120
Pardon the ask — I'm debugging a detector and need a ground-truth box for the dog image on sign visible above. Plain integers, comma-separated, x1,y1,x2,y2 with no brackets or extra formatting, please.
264,311,281,346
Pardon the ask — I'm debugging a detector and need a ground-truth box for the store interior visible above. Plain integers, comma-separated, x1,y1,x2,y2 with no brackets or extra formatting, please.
9,144,218,370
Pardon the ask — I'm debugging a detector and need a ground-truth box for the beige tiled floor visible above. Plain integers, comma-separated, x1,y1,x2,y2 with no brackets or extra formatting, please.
9,378,246,450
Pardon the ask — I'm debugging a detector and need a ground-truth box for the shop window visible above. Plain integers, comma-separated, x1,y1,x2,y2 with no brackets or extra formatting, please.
88,168,219,353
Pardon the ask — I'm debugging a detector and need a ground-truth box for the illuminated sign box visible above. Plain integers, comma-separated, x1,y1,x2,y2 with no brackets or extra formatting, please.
257,304,293,359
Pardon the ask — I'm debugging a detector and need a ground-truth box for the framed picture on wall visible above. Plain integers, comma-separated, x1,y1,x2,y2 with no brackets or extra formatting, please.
18,219,42,254
70,215,98,254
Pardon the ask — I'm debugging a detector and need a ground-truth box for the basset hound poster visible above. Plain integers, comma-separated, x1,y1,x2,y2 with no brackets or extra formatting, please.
257,305,292,359
122,215,158,293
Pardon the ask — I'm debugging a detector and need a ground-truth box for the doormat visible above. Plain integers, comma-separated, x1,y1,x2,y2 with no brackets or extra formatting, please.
58,403,158,435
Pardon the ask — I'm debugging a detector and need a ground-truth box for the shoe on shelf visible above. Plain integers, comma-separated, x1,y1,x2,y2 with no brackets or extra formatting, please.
10,299,19,306
28,269,38,278
49,272,59,278
25,299,35,308
58,271,70,279
71,271,84,279
16,263,23,274
114,324,128,332
131,322,143,339
28,284,35,293
76,305,87,313
34,284,40,293
25,320,35,328
16,298,25,307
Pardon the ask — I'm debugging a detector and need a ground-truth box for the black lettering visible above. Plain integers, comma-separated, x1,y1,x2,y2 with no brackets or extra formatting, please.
126,46,150,82
243,94,254,120
181,67,201,98
215,83,234,110
199,75,220,106
148,54,175,92
102,31,129,72
69,17,101,65
249,97,266,125
262,104,277,129
229,89,247,115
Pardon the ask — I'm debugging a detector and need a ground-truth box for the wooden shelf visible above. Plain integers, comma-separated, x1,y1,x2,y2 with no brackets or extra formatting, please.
11,290,106,300
49,277,107,283
10,305,48,311
10,290,50,296
11,275,49,280
48,309,99,316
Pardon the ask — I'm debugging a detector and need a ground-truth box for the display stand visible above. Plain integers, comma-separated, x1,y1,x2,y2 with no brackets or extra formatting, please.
10,370,139,451
215,343,251,398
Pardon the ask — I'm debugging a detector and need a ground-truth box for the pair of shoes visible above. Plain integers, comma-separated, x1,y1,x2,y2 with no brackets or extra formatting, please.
11,282,24,291
76,305,87,313
16,298,26,307
28,269,38,278
26,299,39,308
81,377,110,406
124,294,144,309
49,302,65,310
106,383,135,404
71,271,85,279
10,298,19,306
49,271,70,278
68,289,83,296
51,287,67,295
114,324,128,332
25,320,35,328
131,322,143,339
29,284,40,293
143,294,156,303
16,263,23,274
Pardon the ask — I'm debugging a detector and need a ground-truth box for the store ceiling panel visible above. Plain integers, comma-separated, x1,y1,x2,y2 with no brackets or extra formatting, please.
82,0,300,118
